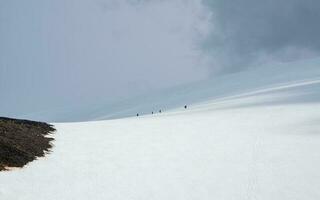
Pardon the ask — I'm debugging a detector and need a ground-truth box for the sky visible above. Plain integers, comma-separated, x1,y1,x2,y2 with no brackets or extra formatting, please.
203,0,320,72
1,0,319,119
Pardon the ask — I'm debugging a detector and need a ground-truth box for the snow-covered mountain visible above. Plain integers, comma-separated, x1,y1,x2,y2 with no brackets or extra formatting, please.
1,58,320,199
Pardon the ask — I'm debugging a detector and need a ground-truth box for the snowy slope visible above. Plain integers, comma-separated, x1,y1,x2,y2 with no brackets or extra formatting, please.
19,58,320,122
1,58,320,199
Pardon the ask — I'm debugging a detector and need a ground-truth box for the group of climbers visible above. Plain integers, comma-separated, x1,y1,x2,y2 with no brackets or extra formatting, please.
136,105,187,117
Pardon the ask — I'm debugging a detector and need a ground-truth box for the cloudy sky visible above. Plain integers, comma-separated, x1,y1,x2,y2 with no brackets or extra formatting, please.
1,0,319,118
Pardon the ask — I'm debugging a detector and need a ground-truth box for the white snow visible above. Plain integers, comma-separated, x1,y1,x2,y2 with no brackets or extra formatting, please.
1,58,320,199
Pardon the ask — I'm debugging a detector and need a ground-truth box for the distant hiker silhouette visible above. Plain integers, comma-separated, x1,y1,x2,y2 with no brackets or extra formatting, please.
184,105,187,109
137,113,139,117
159,110,162,113
152,112,154,114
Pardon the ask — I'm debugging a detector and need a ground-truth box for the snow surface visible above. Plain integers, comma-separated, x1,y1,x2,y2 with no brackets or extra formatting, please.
1,58,320,199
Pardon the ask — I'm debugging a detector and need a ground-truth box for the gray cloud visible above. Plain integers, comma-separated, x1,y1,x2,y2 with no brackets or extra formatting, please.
203,0,320,72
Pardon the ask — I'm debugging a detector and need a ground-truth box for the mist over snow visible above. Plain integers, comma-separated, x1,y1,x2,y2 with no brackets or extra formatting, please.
0,0,210,118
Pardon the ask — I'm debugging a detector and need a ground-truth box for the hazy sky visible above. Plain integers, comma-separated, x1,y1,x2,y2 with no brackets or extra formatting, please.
1,0,319,118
